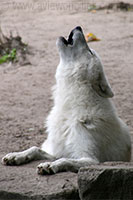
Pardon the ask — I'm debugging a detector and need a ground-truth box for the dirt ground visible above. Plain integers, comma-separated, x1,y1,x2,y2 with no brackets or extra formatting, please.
0,0,133,163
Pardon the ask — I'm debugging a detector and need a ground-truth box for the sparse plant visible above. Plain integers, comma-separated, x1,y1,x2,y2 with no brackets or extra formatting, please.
0,27,29,65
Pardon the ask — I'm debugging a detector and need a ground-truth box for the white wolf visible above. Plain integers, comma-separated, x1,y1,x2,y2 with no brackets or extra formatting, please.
2,27,131,175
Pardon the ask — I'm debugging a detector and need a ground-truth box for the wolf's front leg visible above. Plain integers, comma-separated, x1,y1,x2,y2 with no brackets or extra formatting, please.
37,157,99,175
2,146,54,165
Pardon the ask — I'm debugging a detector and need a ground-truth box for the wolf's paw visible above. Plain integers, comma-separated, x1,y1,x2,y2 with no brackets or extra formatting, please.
37,158,67,175
2,152,25,165
37,162,59,175
37,162,55,175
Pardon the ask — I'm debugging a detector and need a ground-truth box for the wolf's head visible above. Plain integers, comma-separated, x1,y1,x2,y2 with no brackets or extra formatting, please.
56,26,114,98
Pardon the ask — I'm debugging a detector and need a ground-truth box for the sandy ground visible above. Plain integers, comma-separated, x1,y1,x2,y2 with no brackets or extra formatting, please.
0,0,133,161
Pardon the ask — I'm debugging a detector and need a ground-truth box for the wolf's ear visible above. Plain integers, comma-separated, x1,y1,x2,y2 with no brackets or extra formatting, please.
91,72,114,98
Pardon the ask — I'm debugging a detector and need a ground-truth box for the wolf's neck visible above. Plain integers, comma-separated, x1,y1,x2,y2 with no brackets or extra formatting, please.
53,80,116,118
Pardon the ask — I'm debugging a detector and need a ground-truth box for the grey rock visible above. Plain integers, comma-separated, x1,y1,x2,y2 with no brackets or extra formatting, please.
78,162,133,200
0,155,80,200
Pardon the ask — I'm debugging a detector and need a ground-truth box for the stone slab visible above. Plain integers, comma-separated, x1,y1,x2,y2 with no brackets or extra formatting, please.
78,162,133,200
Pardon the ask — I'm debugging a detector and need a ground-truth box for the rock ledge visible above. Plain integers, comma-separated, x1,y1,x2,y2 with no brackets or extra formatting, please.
78,162,133,200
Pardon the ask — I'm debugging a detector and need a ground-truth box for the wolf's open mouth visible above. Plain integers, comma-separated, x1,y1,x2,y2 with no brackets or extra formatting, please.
61,30,74,46
67,30,74,45
62,26,82,46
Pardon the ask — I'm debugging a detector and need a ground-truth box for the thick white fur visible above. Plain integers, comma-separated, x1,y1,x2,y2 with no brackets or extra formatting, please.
42,54,131,162
2,27,131,174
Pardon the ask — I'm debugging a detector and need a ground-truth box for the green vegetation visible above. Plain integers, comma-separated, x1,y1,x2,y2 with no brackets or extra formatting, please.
0,48,16,64
88,2,133,12
0,27,29,65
